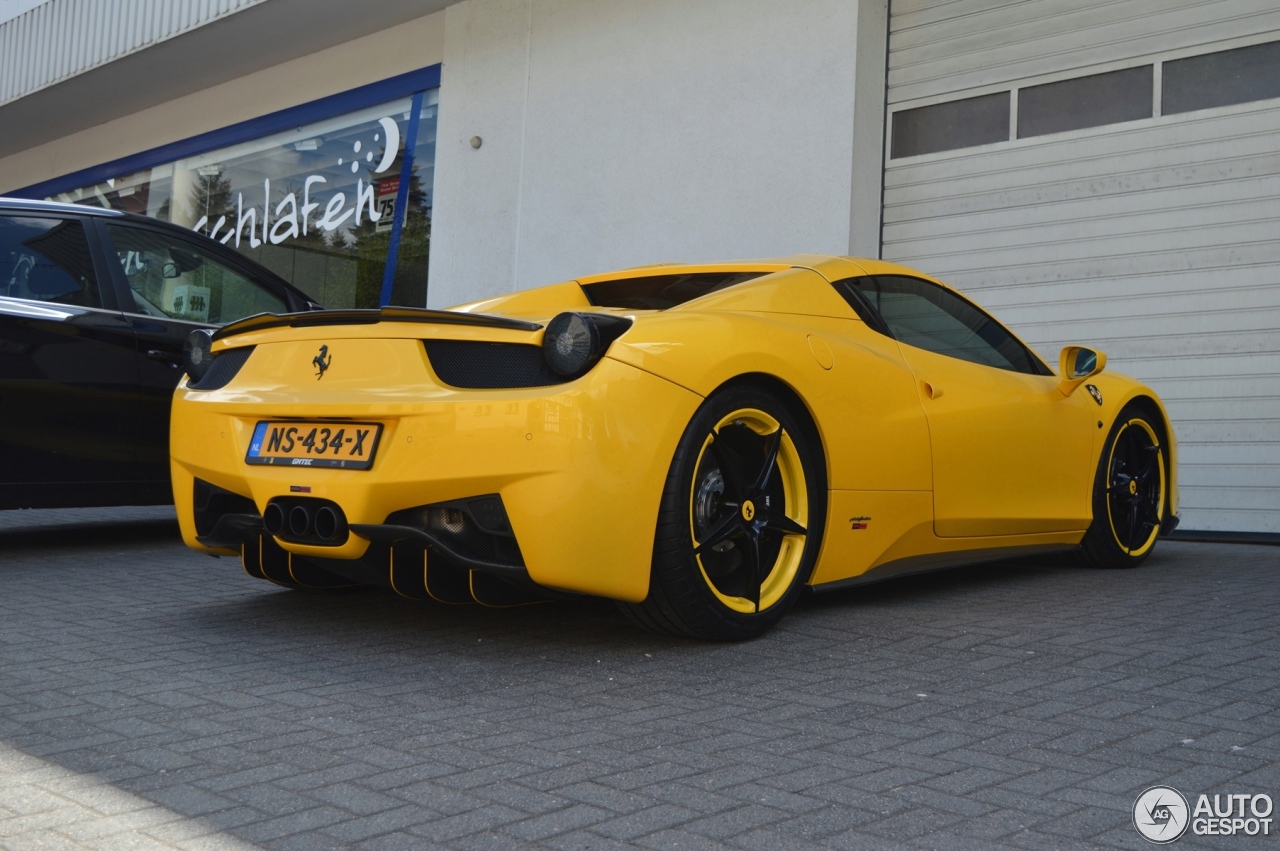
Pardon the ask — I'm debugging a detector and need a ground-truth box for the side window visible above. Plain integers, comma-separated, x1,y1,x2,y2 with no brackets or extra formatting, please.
852,276,1046,375
0,216,101,307
103,224,286,324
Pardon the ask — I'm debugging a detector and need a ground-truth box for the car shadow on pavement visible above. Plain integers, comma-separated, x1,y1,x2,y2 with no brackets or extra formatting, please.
183,580,694,654
171,549,1096,661
798,550,1084,612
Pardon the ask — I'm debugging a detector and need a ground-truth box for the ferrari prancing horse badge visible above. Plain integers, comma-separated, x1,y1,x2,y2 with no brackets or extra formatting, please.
313,345,332,380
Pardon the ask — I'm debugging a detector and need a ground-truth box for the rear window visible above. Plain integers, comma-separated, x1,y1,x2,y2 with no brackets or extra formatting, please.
582,272,767,310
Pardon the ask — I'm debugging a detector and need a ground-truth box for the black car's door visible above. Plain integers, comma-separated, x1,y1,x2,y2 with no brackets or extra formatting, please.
0,213,141,508
93,220,294,488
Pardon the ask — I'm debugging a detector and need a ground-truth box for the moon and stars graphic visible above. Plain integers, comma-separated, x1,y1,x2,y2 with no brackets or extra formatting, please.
336,116,400,175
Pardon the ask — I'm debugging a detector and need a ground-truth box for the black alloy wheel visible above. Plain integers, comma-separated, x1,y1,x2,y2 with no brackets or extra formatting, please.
1079,402,1167,568
620,383,826,640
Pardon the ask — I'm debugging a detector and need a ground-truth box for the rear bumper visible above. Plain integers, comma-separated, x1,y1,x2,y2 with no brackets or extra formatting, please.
171,354,702,602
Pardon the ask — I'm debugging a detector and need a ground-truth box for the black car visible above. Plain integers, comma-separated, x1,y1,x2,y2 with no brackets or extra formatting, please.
1,198,319,510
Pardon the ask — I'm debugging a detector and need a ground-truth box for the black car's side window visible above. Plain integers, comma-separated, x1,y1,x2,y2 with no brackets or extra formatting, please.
0,216,101,308
850,275,1049,375
103,224,286,324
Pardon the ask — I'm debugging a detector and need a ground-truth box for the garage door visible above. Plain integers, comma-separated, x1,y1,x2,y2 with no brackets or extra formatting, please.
882,0,1280,534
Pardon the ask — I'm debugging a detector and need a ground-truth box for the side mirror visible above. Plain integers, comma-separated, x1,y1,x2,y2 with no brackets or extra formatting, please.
1059,346,1106,396
169,248,205,274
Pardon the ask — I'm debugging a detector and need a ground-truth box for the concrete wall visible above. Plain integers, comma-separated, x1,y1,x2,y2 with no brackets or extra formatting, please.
427,0,882,307
0,10,447,194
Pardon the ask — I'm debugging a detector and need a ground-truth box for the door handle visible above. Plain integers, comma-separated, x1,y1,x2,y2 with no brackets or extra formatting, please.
922,381,943,400
147,349,182,367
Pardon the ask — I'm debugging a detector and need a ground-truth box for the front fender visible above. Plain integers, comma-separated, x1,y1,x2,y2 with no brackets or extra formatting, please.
1080,372,1179,521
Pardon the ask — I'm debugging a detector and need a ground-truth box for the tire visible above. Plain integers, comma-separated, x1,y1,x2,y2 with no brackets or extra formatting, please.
620,383,826,640
1078,402,1168,569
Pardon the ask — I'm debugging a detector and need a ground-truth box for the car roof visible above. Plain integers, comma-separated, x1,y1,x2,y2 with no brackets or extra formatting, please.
0,195,319,308
0,196,128,217
0,195,280,255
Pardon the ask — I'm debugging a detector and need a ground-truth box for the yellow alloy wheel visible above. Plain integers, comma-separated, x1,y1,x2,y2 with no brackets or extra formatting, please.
688,408,809,614
1104,417,1166,558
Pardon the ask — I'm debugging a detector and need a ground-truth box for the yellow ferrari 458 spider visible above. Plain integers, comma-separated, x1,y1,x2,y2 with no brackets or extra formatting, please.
172,256,1178,640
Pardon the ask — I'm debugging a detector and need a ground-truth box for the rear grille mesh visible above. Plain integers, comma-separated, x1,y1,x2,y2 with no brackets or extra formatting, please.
424,340,569,389
189,346,254,391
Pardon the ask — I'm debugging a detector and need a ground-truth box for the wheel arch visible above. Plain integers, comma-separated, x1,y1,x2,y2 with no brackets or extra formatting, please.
1093,384,1179,528
1124,393,1178,524
618,371,832,639
705,371,830,496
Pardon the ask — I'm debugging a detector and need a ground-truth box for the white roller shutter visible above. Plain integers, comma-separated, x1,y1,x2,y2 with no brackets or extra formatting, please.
883,0,1280,534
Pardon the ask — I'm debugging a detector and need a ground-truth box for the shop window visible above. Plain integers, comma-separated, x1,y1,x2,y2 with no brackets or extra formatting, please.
48,90,438,310
1163,40,1280,115
1018,66,1152,138
891,92,1010,159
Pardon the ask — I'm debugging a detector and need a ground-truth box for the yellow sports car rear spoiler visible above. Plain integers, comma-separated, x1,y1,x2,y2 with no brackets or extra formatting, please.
211,306,543,342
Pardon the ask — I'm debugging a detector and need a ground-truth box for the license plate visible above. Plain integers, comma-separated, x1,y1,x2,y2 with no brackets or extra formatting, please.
246,421,382,470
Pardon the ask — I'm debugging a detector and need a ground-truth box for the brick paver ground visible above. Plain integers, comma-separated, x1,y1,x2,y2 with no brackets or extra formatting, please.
0,507,1276,849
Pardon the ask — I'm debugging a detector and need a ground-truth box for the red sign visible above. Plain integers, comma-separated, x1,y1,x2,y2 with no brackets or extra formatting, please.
377,177,400,198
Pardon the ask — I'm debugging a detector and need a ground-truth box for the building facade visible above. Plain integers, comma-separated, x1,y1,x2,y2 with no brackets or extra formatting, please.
1,0,1277,535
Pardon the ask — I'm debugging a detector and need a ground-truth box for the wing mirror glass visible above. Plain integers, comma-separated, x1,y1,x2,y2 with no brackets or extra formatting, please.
1059,346,1106,396
169,248,204,274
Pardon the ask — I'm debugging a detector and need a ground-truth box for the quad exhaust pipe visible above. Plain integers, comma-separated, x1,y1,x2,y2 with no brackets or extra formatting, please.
263,497,348,546
289,505,311,537
263,502,285,536
314,506,341,541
